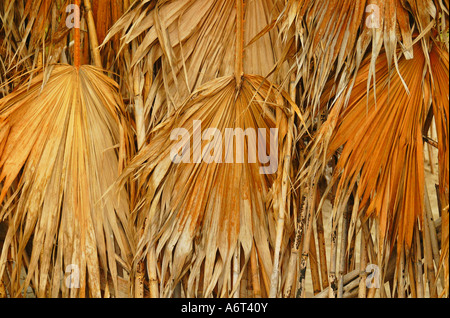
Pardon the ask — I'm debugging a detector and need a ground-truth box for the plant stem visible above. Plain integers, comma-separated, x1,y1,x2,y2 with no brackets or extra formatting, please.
338,205,350,298
235,0,244,87
358,223,368,298
316,198,329,289
84,0,102,68
250,244,261,298
74,0,81,69
269,96,292,298
414,225,424,297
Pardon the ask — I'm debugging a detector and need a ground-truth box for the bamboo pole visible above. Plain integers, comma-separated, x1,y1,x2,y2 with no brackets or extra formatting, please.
284,222,300,297
269,103,293,298
328,217,338,298
283,75,299,298
309,227,321,295
424,186,445,290
415,225,425,298
397,247,406,298
315,269,360,298
84,0,103,68
423,203,438,297
408,257,417,298
316,198,329,289
148,246,159,297
0,277,6,298
296,206,313,297
358,222,368,298
338,205,350,298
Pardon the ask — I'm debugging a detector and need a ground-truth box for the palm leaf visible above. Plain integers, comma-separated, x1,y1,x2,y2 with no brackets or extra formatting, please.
103,0,287,146
118,73,303,297
302,39,448,296
0,64,134,297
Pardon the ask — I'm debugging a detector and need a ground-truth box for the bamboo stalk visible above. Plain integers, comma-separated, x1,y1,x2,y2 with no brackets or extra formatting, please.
296,207,313,297
315,269,360,298
148,246,159,298
84,0,103,68
316,199,329,289
408,257,417,298
415,225,425,298
283,72,299,298
269,93,293,298
358,222,368,298
397,247,406,298
328,160,338,298
0,276,6,298
133,68,146,150
309,226,321,295
423,203,438,297
328,217,338,298
338,204,350,298
284,240,299,297
347,230,356,272
424,186,445,290
309,186,323,296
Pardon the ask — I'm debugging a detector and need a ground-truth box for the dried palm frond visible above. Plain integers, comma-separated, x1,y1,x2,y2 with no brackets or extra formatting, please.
431,44,449,297
103,0,287,148
0,64,134,297
112,0,306,298
301,39,448,295
118,73,303,298
278,0,448,116
0,0,72,70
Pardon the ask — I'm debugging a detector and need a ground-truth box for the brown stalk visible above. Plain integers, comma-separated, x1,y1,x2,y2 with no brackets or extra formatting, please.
269,95,293,298
423,202,438,297
397,247,406,298
358,222,368,298
148,246,159,297
315,269,360,298
74,0,81,69
84,0,102,68
414,225,424,298
338,205,350,298
408,257,417,298
424,186,445,289
309,227,321,295
328,217,338,298
250,245,261,298
316,199,329,289
296,206,313,297
235,0,244,87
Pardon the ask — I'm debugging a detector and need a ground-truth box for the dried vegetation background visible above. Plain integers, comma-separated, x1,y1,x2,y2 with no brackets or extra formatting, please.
0,0,448,298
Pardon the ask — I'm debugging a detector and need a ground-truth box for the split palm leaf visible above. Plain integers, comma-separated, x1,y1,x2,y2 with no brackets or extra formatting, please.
0,64,134,297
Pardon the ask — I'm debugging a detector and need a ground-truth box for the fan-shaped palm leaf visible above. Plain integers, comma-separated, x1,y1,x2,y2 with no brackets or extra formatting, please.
0,64,134,297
